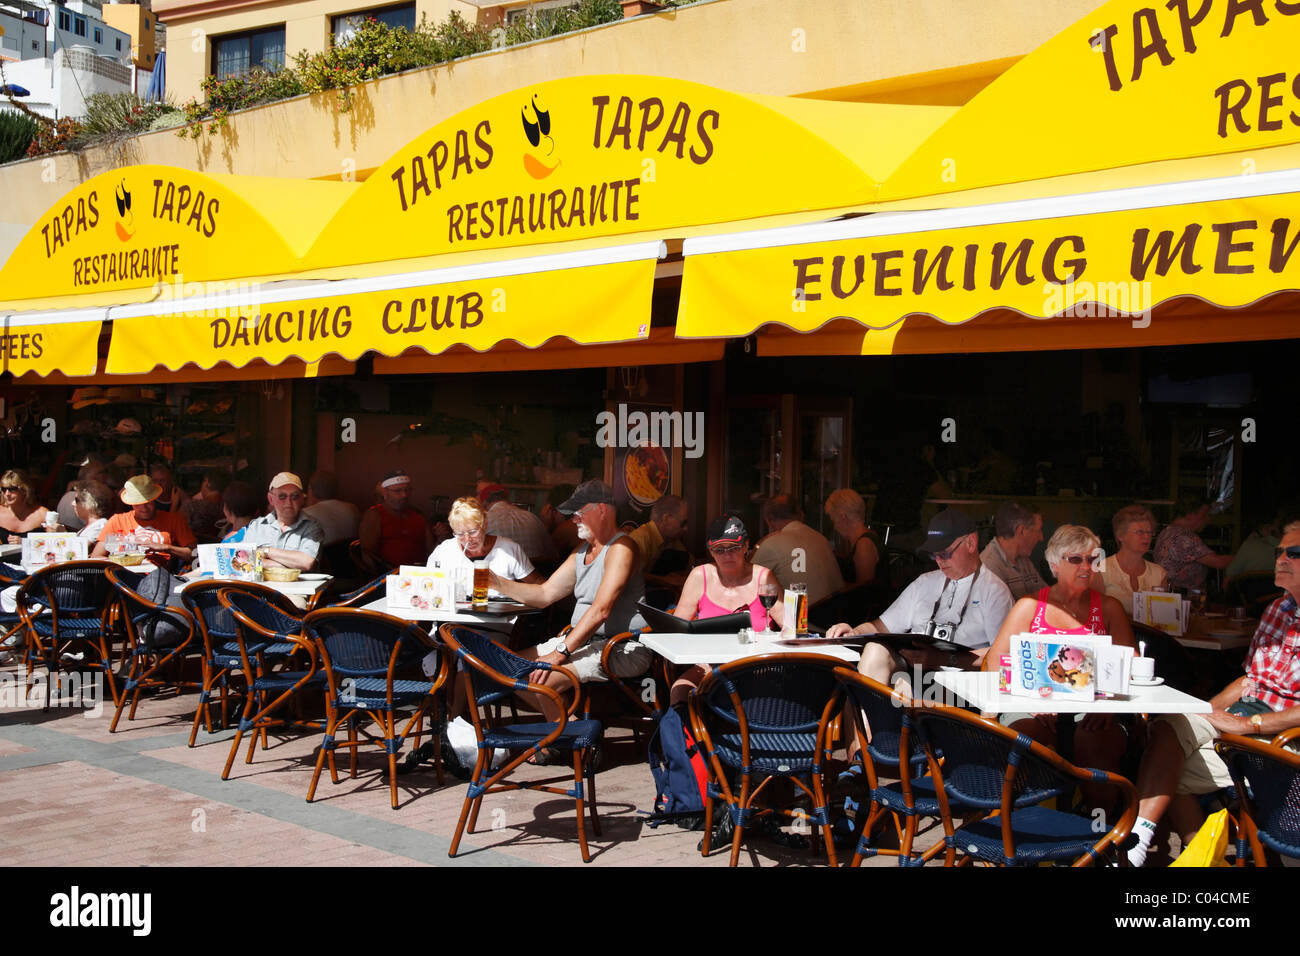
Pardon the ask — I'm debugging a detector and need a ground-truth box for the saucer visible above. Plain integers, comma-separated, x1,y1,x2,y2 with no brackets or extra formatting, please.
1130,676,1164,687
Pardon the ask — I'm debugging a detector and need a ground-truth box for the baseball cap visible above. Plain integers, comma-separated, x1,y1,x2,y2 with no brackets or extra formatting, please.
918,509,977,555
706,514,748,547
268,471,303,491
558,480,615,516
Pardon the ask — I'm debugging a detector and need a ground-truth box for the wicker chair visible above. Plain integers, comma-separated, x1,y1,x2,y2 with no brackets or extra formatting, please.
306,573,388,612
303,607,447,809
1214,732,1300,865
832,667,957,866
216,589,322,780
105,567,201,733
17,560,121,711
910,702,1137,866
179,579,300,746
438,623,604,862
690,653,842,867
0,561,29,653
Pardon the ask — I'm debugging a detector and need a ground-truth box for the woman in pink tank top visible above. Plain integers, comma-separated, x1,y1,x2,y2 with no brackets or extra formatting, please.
668,514,785,705
985,525,1137,789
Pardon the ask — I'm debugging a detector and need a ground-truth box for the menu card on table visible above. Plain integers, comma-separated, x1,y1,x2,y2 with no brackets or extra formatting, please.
1006,634,1133,701
387,565,456,611
21,533,87,568
1133,591,1186,635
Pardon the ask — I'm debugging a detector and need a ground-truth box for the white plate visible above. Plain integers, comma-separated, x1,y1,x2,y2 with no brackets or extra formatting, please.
299,573,330,581
1130,676,1164,687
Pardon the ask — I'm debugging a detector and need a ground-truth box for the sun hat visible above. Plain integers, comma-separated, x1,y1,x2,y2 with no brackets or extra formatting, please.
120,474,162,505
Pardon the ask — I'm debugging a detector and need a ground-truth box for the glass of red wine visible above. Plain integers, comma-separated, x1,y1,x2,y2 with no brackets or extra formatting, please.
758,580,780,631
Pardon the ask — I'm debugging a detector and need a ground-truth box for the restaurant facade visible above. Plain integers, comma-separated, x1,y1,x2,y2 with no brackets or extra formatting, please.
1,0,1297,560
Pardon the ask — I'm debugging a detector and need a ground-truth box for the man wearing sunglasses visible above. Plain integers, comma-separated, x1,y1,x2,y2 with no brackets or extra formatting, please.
1127,524,1300,866
238,472,324,572
828,509,1012,692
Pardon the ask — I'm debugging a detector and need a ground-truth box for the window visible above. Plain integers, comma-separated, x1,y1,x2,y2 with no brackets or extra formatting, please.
32,39,41,51
212,25,286,80
331,2,415,45
144,19,150,31
74,16,86,36
57,9,70,30
93,27,101,43
115,37,122,50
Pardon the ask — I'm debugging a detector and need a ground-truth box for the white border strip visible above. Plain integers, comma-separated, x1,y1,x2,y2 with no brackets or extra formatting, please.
105,239,667,321
5,307,108,328
683,168,1300,256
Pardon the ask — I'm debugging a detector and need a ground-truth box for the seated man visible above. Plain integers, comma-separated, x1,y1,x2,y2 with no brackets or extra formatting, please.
488,480,650,727
752,494,844,607
91,474,197,566
1127,523,1300,866
239,472,324,571
480,482,558,566
979,502,1047,600
828,510,1013,694
358,468,433,572
628,494,691,584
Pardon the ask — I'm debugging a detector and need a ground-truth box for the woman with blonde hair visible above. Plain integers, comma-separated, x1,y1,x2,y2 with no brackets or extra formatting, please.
824,488,887,588
0,470,49,542
1099,504,1167,613
426,496,543,593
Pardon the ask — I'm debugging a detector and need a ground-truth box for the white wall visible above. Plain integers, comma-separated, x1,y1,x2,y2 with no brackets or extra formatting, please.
0,7,49,59
0,46,131,119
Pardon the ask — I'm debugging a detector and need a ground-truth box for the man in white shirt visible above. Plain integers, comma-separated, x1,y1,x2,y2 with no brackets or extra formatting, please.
303,471,361,547
979,502,1047,600
752,495,844,607
828,510,1012,693
480,483,559,565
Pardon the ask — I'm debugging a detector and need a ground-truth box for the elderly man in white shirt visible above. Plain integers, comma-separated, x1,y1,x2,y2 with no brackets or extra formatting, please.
479,482,559,565
828,509,1012,694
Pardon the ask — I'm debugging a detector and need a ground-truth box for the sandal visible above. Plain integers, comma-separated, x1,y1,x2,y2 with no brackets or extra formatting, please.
528,747,564,766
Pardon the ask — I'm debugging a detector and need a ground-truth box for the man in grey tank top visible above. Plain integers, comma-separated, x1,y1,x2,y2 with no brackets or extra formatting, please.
488,480,651,724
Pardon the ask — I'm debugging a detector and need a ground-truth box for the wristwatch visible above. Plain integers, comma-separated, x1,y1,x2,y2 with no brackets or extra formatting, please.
1249,713,1264,732
555,641,572,659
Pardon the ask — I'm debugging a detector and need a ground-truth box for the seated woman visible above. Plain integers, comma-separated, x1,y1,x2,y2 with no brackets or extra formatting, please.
1099,504,1166,614
669,514,784,706
1154,492,1232,593
985,524,1136,776
0,470,49,543
824,488,887,588
73,481,114,543
219,482,262,543
427,496,544,592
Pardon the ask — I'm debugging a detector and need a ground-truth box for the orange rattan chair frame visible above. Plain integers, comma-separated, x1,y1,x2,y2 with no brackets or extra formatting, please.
17,560,122,711
909,702,1137,867
689,653,843,867
303,607,448,809
1213,732,1300,866
216,588,319,780
105,567,201,733
437,623,603,863
179,579,301,746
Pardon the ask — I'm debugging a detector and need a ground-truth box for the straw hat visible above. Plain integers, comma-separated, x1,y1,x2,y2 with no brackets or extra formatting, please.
120,474,163,505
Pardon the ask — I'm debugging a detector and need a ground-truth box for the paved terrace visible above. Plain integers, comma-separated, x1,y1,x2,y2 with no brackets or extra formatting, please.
0,660,929,868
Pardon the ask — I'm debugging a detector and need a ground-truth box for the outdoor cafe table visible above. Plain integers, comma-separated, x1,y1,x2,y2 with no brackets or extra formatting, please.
933,670,1211,715
1175,614,1256,652
176,571,333,599
640,632,861,666
360,596,533,634
0,543,21,561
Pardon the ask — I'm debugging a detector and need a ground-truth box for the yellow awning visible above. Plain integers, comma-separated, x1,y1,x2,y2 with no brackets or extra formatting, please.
104,241,665,374
0,308,102,378
677,167,1300,353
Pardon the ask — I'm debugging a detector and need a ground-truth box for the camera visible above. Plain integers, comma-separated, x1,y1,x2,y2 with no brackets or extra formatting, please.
924,620,955,643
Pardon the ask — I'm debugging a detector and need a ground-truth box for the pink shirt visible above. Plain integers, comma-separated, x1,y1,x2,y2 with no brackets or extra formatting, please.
694,565,772,631
1029,587,1105,635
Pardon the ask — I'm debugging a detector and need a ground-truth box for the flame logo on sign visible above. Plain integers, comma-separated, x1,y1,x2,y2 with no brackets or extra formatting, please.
521,94,560,180
114,180,135,242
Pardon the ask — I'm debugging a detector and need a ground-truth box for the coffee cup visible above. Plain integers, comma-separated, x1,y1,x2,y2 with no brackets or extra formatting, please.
1231,606,1248,622
1131,656,1156,682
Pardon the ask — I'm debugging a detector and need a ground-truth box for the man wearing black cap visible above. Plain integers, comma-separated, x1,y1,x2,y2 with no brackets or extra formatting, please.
828,509,1012,690
488,479,650,724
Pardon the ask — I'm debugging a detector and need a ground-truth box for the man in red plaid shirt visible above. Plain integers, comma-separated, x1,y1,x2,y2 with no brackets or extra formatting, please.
1126,524,1300,865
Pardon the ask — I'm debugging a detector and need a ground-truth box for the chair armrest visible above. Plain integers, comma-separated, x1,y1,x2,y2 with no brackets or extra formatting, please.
1272,726,1300,748
599,628,645,676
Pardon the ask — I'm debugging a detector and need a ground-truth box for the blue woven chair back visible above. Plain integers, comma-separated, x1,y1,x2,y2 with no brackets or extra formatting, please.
1221,744,1300,857
912,709,1071,810
334,574,388,608
705,658,839,735
443,625,535,707
306,611,415,678
837,675,925,772
36,564,114,616
0,562,28,587
223,589,302,637
181,586,237,642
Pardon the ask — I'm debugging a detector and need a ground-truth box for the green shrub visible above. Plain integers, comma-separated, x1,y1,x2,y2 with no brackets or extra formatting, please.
0,109,40,164
147,109,188,132
78,92,172,138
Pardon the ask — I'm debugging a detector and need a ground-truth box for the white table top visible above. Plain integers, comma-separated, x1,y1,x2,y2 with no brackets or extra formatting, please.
177,573,332,597
0,543,22,559
640,632,861,666
934,670,1211,715
361,596,520,631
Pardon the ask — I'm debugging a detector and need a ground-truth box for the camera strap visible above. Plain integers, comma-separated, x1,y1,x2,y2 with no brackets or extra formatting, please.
928,564,981,629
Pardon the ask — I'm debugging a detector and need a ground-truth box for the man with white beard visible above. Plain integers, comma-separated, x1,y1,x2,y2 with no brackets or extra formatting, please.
489,480,650,725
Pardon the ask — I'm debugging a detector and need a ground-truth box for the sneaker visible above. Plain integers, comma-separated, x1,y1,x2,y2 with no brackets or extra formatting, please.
1,633,20,649
60,651,85,662
0,650,13,666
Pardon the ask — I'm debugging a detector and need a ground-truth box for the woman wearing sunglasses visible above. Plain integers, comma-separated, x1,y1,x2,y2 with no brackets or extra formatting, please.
426,496,544,592
668,514,784,705
985,524,1136,780
0,470,50,543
